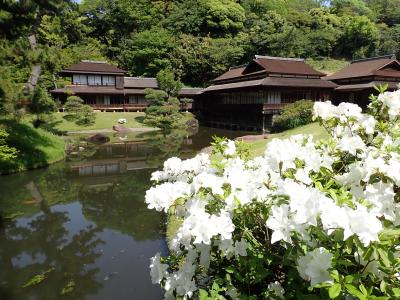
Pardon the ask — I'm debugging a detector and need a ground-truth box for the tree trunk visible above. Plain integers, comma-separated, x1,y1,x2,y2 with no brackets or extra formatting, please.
26,181,50,214
26,34,42,93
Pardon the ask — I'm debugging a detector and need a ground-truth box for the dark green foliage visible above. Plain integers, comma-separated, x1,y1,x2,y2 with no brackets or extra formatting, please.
30,86,57,127
143,69,184,131
75,105,96,126
0,129,18,164
157,68,183,97
64,95,95,126
118,28,176,77
272,100,314,132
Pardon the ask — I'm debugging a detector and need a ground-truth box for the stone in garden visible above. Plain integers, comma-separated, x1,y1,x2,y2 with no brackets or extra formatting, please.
85,133,110,144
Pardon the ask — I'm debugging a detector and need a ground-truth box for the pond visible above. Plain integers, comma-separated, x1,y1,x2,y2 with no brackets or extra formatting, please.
0,127,254,300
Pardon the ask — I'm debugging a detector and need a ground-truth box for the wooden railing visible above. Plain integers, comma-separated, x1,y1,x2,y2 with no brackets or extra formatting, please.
262,103,287,110
89,104,148,111
87,103,192,112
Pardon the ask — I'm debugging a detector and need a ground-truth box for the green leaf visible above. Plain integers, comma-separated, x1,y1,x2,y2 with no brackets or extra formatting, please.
377,248,391,268
392,288,400,297
330,270,340,281
199,289,210,300
379,280,386,293
344,275,354,284
60,280,75,295
22,267,55,288
328,283,341,298
379,228,400,241
359,284,368,296
345,284,366,300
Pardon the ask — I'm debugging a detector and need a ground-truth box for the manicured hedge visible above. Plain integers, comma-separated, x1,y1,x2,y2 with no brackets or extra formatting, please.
272,99,314,132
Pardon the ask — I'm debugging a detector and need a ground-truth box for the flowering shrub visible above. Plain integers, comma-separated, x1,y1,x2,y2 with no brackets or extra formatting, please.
145,88,400,299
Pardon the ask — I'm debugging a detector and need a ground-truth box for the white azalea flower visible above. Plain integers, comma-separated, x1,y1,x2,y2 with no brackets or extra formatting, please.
267,281,285,299
234,238,248,257
313,101,337,120
150,253,168,284
297,247,333,286
337,135,366,155
223,140,236,156
266,205,295,244
145,181,191,212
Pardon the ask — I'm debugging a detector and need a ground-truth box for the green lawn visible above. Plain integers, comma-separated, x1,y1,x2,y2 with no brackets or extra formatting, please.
0,119,66,175
247,122,330,158
52,112,151,132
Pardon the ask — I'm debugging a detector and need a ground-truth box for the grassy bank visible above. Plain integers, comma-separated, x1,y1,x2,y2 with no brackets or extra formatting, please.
247,122,329,157
52,112,151,132
0,119,66,175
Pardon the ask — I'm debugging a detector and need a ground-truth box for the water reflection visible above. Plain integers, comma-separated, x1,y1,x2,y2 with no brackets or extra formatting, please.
0,126,254,299
0,205,103,300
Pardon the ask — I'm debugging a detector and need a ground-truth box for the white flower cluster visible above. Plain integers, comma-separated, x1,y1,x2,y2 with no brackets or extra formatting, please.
147,90,400,298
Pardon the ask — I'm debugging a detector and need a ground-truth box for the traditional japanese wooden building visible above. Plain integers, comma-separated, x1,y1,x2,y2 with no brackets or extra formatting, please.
51,60,202,111
326,55,400,108
198,56,337,131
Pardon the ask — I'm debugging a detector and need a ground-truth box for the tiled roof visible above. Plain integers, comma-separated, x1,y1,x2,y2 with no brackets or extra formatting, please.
326,55,400,80
60,61,125,75
255,57,325,76
335,81,400,91
124,77,158,88
213,56,325,83
203,77,336,93
180,87,203,96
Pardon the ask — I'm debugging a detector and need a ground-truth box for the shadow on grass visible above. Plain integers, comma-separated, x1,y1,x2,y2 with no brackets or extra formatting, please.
0,120,56,174
134,115,145,124
40,119,68,136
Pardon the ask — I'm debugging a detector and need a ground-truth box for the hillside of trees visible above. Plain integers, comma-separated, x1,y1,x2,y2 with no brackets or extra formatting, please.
1,0,400,112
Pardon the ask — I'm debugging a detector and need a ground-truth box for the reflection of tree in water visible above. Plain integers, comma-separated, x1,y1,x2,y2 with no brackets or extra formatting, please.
0,164,80,220
145,129,191,167
79,169,164,241
0,198,103,299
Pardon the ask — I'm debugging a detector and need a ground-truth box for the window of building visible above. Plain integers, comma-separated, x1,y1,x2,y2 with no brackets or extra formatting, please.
72,74,87,85
102,75,116,86
88,75,102,85
128,95,138,104
267,91,281,104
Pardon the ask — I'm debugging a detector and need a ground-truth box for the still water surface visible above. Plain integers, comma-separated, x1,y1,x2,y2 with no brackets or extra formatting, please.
0,127,252,300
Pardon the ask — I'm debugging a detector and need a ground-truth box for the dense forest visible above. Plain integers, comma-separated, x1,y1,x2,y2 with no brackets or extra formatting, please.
1,0,400,113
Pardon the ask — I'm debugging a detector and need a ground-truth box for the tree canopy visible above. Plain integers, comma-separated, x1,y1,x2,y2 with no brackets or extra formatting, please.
1,0,400,95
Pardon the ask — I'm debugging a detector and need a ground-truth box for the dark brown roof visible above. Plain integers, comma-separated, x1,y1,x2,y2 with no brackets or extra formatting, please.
255,57,325,76
124,78,202,96
326,55,400,81
213,56,325,83
180,88,203,96
203,77,336,93
60,61,125,75
124,77,158,89
213,66,248,82
203,79,264,92
335,81,400,91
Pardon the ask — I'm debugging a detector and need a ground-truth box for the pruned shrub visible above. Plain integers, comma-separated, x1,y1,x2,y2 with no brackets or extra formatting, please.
272,99,314,132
